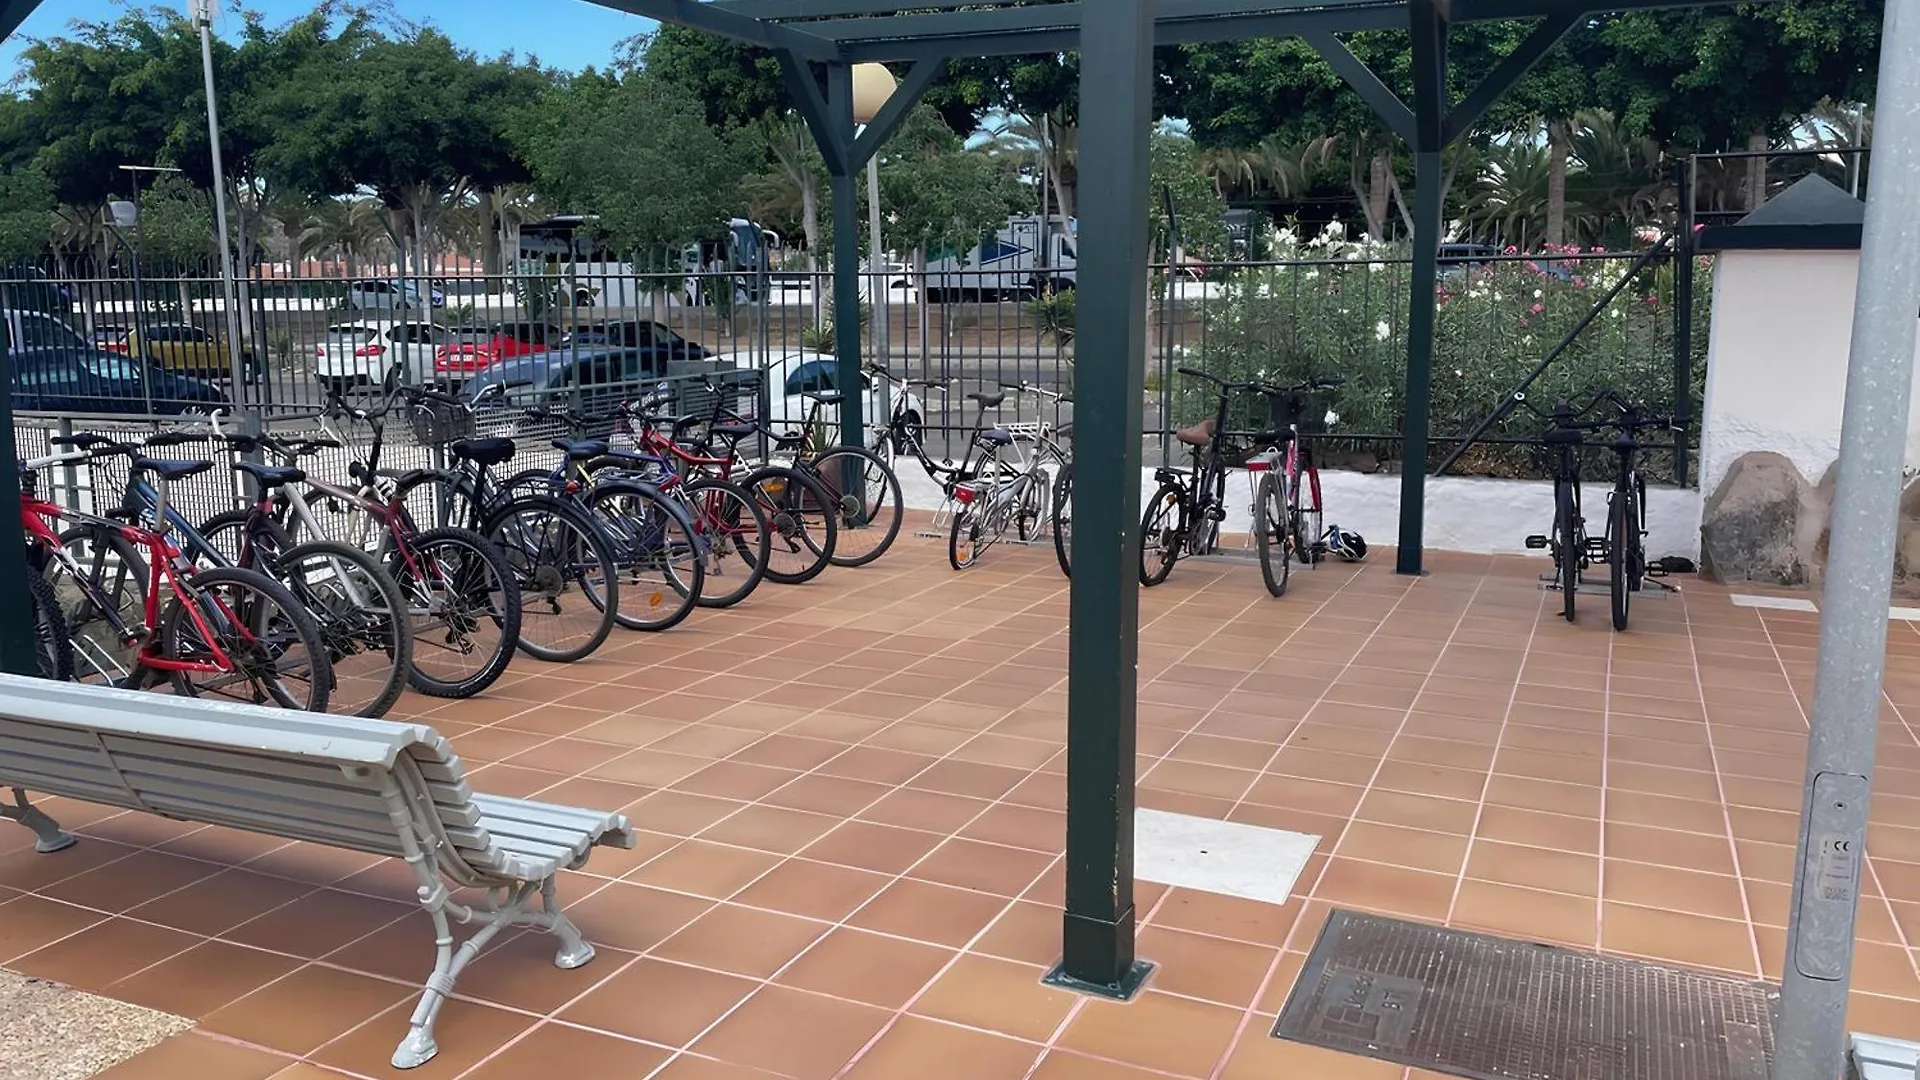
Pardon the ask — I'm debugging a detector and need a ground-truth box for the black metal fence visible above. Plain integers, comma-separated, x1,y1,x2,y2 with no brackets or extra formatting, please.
4,246,1703,488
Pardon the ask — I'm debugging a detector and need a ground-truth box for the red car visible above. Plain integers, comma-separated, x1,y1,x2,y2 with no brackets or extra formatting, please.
433,321,556,380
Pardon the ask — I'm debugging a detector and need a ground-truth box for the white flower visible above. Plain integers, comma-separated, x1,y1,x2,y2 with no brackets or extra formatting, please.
1533,289,1543,299
1454,368,1464,377
1375,321,1391,341
1305,269,1319,280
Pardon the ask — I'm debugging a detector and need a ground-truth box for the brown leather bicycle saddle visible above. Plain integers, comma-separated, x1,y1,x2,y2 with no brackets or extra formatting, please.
1175,418,1216,447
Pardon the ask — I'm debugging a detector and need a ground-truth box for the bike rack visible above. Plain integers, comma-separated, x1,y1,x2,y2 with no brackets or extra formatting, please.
1537,573,1678,599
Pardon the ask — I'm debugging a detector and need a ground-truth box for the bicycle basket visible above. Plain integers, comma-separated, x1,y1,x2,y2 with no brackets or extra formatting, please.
409,400,475,444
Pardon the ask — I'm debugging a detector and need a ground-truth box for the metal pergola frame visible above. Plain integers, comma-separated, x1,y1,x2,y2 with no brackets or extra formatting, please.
0,1,1905,1076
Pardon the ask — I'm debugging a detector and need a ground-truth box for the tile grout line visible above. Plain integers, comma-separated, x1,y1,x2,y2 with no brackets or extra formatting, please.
1684,591,1768,978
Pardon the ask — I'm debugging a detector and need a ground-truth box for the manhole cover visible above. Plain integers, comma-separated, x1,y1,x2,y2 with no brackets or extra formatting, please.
1273,910,1779,1080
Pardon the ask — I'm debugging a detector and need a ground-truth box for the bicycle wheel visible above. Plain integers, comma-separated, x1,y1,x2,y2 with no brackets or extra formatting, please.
1051,462,1072,579
391,470,487,535
50,525,149,686
677,478,769,609
1140,483,1186,587
583,480,704,631
1256,470,1291,598
1015,470,1048,542
163,566,333,712
1610,493,1631,632
391,526,519,698
26,566,74,681
806,446,904,567
743,465,837,585
197,509,293,567
948,504,991,570
483,495,619,662
1556,479,1579,623
1288,466,1324,566
275,541,413,718
1628,473,1648,592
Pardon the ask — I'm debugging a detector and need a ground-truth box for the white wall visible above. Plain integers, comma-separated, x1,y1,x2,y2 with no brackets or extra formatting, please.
1698,249,1920,501
897,465,1702,560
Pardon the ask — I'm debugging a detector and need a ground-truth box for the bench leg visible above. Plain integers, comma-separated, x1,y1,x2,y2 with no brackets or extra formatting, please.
391,875,598,1070
0,788,75,853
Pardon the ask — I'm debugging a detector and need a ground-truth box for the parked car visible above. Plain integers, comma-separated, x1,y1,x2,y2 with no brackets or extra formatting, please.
314,320,448,395
0,265,73,314
4,308,227,414
710,350,907,434
434,321,556,383
466,345,682,414
104,322,260,382
560,320,711,367
344,278,444,312
91,324,132,351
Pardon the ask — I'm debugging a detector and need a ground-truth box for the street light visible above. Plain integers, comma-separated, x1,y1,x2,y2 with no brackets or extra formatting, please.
189,0,249,392
851,63,895,367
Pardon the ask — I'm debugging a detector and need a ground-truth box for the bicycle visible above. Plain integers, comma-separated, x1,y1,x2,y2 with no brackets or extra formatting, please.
15,455,77,681
676,373,897,568
26,435,333,710
1249,375,1345,597
609,386,840,586
224,398,522,699
947,421,1050,570
1520,389,1672,629
1143,367,1279,587
502,402,724,624
384,385,622,662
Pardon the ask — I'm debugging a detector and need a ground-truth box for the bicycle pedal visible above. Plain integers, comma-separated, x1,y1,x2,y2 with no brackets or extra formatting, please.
1645,565,1668,579
1585,538,1608,557
1524,535,1548,550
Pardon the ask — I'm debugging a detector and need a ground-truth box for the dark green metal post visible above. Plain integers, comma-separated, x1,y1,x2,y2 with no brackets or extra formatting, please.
1672,163,1695,487
1395,0,1449,575
826,63,867,449
0,334,41,676
1044,0,1154,1002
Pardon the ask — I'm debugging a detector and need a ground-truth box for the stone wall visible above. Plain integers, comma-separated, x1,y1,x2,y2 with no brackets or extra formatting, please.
1701,449,1920,596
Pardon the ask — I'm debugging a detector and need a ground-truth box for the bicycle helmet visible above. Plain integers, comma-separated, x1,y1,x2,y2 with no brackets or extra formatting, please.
1322,525,1367,562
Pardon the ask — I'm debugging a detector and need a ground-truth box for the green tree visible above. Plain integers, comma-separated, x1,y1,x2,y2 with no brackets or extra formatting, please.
872,106,1028,264
0,165,58,262
1151,130,1228,261
513,70,754,260
638,26,793,131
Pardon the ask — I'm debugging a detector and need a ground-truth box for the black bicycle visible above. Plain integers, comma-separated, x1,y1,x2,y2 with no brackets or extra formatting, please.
1142,367,1289,587
1521,389,1671,630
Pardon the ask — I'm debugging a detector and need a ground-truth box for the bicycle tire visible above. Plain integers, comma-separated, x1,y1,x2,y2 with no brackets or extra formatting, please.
948,505,987,570
1051,462,1072,579
1628,472,1648,592
483,494,620,662
392,526,519,698
1256,470,1291,598
390,470,488,535
581,479,704,631
679,478,770,609
197,508,294,568
743,465,837,585
1610,493,1631,632
26,566,74,681
805,445,904,567
275,540,414,718
1140,482,1186,587
1556,479,1579,623
51,525,149,687
163,565,334,713
1016,470,1048,543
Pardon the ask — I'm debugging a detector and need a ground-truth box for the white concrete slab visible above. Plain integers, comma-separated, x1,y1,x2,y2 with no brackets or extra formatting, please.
1134,808,1319,907
1852,1031,1920,1080
1729,593,1820,612
1890,606,1920,621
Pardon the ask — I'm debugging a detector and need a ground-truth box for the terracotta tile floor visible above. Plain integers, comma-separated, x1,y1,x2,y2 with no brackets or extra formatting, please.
9,524,1920,1079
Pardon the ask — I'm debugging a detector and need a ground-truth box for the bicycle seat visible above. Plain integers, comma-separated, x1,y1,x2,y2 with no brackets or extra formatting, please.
233,461,306,489
134,457,213,481
803,391,844,406
979,427,1015,447
967,391,1006,409
1175,418,1216,448
450,437,516,466
552,438,610,460
711,421,759,440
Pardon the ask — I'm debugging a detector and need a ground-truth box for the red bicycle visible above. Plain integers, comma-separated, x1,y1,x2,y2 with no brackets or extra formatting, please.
25,435,333,711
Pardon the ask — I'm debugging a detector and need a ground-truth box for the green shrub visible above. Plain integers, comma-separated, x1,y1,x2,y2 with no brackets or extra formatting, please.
1028,286,1076,347
801,299,870,353
1176,222,1711,480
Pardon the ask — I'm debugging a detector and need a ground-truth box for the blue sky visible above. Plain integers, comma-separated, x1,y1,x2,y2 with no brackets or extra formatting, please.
3,0,659,79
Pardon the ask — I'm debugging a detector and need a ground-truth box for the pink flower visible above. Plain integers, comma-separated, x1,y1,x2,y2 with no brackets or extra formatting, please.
1644,295,1659,306
1503,245,1518,255
1530,303,1544,314
1594,246,1606,253
1573,277,1588,288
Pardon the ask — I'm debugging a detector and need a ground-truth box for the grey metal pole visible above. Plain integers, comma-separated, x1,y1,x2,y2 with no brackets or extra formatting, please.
1771,0,1920,1073
191,0,248,394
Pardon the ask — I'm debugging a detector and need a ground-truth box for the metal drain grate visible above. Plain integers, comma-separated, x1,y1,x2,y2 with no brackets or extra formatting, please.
1274,910,1779,1080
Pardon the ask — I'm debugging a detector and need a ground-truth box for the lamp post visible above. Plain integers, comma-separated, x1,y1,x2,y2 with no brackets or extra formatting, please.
114,165,179,370
104,200,155,414
189,0,249,393
851,63,895,368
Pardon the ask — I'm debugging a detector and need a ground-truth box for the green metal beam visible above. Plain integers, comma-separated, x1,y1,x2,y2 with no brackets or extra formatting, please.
717,0,1039,20
848,59,945,168
0,0,37,44
0,335,39,677
1047,0,1154,1004
589,0,845,60
811,0,1397,41
1301,32,1416,145
1395,0,1448,576
839,5,1406,61
778,54,851,175
823,63,869,452
1443,10,1579,141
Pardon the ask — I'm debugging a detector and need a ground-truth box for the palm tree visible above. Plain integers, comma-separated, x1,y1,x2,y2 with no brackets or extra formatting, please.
979,111,1077,218
1468,139,1554,249
1566,109,1666,240
746,116,826,270
299,197,386,278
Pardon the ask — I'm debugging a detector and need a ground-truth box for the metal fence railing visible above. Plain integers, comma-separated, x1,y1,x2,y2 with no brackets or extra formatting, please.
4,247,1703,485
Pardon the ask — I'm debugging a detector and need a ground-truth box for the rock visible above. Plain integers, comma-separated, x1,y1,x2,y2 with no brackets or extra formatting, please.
1700,451,1811,586
1317,449,1382,474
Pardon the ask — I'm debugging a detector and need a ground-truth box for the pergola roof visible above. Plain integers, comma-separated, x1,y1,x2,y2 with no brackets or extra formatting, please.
596,0,1716,61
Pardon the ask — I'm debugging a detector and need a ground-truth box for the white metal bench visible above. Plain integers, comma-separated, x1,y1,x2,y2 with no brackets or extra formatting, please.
0,674,633,1070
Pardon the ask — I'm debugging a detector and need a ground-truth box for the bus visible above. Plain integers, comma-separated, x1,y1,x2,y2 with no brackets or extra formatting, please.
517,216,781,310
